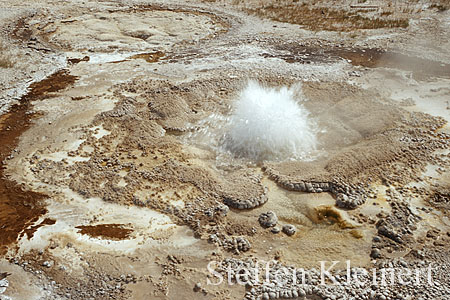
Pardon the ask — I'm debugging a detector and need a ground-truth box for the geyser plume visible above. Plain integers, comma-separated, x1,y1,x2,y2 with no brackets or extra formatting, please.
222,81,317,161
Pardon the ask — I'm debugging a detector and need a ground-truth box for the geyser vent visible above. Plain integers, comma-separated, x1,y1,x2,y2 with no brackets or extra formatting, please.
187,81,318,162
222,81,317,161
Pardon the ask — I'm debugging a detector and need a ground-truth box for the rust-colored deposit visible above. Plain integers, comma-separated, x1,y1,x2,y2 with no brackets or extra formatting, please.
25,69,78,100
247,4,409,31
0,69,77,256
76,224,133,240
67,56,90,65
314,206,354,229
22,218,56,240
130,51,165,63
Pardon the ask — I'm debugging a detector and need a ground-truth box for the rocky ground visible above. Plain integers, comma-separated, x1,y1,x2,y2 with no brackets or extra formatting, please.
0,0,449,299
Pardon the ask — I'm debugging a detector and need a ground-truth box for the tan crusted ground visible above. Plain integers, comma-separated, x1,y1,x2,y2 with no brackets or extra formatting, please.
0,0,449,299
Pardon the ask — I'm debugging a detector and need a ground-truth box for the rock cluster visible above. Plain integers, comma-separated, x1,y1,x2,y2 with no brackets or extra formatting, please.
212,257,450,300
375,194,421,245
223,236,252,254
223,189,268,210
331,182,368,209
276,179,332,193
12,255,133,300
209,234,251,254
258,212,296,236
204,204,229,218
334,192,366,209
269,173,368,210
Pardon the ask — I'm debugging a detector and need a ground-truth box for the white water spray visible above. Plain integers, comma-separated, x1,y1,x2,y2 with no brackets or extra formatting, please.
223,81,317,161
188,81,318,162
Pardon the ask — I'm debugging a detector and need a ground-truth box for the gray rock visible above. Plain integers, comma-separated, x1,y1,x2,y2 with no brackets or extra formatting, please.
258,211,278,228
215,204,229,217
0,279,8,288
0,278,8,295
370,249,381,259
193,282,201,292
298,182,306,190
282,224,296,236
270,227,280,234
42,261,52,268
298,288,306,297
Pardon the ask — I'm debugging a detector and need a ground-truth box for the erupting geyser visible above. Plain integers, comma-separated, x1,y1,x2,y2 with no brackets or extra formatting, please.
223,81,317,161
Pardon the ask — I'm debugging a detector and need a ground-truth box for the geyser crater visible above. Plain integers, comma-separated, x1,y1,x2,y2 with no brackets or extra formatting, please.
189,81,318,162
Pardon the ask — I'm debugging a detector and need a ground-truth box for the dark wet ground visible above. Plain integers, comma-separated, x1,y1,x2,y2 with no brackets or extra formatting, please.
269,44,450,79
